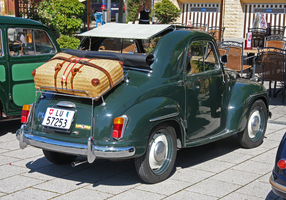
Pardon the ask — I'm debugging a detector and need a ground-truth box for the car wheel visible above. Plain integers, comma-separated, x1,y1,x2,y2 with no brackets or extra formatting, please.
43,150,77,165
238,99,267,149
134,123,177,183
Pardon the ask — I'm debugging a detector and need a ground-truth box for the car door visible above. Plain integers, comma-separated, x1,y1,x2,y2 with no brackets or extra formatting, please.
6,26,57,115
185,40,225,143
0,26,9,115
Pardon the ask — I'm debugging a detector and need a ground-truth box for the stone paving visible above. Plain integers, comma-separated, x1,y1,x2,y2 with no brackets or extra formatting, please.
0,81,286,200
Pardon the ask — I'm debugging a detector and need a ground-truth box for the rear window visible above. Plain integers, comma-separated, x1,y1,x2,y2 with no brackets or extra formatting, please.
98,38,136,54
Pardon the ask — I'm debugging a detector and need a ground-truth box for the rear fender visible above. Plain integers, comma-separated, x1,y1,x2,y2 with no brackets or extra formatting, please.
122,97,184,155
227,82,268,132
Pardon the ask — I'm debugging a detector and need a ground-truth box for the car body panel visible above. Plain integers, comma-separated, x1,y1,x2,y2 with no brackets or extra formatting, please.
270,132,286,198
0,16,61,116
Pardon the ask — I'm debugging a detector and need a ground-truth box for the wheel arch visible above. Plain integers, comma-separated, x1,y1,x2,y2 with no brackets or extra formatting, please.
227,88,269,133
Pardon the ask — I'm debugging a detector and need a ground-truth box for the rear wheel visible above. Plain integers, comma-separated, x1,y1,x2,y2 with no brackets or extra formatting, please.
135,123,177,183
43,150,77,165
238,99,267,148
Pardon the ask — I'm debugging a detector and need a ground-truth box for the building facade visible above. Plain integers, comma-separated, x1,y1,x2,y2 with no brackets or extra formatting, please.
178,0,286,39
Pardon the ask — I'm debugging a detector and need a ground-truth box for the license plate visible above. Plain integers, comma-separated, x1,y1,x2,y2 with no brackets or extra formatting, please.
42,107,75,130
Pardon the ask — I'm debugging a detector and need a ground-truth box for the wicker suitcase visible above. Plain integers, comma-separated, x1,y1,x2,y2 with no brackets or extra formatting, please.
33,52,124,98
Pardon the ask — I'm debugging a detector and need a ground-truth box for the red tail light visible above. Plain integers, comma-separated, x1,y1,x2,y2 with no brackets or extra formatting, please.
123,5,125,11
21,104,31,123
278,159,286,169
101,5,106,11
112,115,128,140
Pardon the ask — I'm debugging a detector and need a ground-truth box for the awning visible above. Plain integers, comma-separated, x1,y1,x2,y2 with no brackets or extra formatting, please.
78,23,174,39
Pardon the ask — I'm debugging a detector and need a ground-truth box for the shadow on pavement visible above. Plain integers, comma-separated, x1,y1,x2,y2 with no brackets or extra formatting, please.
23,134,241,186
0,118,21,136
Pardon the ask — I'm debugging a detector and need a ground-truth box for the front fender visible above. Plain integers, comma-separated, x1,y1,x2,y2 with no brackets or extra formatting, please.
227,80,268,132
122,97,184,156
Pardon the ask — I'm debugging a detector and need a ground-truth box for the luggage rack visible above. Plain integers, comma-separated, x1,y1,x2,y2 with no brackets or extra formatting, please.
37,73,128,107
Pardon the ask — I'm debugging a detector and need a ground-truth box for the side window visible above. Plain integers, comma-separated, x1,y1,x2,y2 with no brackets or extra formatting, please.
186,40,219,75
34,29,56,54
8,28,56,56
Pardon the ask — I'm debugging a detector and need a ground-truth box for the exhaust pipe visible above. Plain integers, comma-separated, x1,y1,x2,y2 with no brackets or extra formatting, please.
71,160,88,167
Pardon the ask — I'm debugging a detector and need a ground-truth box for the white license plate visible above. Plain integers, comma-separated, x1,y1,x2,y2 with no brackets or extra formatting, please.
42,107,75,130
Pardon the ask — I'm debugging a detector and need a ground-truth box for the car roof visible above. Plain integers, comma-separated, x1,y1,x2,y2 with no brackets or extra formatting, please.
78,23,179,40
0,16,44,27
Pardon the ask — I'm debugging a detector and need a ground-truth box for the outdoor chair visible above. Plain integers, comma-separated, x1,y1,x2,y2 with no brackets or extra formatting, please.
258,47,286,103
265,35,286,49
192,23,208,32
268,26,285,36
208,26,225,42
248,28,266,47
218,41,252,77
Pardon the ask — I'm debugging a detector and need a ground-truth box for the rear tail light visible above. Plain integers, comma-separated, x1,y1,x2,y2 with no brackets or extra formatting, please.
21,104,31,123
112,115,128,140
278,159,286,169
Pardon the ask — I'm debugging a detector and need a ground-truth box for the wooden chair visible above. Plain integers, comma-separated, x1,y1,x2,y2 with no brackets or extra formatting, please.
265,35,286,49
218,41,252,77
258,47,286,103
208,26,225,42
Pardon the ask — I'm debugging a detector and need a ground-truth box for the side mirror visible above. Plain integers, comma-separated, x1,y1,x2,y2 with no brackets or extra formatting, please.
220,54,228,64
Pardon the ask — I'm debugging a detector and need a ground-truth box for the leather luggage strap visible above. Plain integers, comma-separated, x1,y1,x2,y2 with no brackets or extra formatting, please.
54,58,71,91
50,56,114,88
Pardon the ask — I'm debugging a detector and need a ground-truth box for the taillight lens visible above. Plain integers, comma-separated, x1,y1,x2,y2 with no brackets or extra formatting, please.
21,104,31,123
112,115,128,140
278,159,286,169
101,5,106,11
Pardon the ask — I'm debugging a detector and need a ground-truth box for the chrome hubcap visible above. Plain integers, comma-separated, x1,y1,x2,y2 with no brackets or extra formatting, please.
248,110,261,139
149,133,168,170
154,141,166,162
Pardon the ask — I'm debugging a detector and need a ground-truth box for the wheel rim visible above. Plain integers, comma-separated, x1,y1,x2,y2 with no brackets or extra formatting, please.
247,107,265,142
148,130,173,175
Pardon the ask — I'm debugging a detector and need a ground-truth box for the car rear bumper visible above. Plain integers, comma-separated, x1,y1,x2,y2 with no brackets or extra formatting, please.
270,174,286,199
16,125,135,163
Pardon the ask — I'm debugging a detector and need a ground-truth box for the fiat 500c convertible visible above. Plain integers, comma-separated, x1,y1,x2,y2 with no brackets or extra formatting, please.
17,24,270,183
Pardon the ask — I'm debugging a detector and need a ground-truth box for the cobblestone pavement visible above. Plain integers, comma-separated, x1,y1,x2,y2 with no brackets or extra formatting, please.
0,81,286,200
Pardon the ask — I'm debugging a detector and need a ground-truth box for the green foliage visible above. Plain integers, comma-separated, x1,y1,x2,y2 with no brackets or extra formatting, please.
126,0,141,23
56,35,81,49
37,0,85,36
154,0,180,24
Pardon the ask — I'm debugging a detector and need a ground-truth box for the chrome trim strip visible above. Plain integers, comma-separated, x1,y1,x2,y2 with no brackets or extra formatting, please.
57,101,76,108
17,131,135,160
149,112,179,122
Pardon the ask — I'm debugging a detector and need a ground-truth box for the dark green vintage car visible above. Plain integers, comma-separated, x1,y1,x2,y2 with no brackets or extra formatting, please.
0,16,60,118
17,24,270,183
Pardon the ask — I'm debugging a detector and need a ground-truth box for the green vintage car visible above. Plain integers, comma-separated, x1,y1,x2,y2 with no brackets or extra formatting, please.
17,24,270,183
0,16,60,118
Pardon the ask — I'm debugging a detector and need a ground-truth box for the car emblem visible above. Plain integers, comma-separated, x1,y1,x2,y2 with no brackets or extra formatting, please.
49,109,54,115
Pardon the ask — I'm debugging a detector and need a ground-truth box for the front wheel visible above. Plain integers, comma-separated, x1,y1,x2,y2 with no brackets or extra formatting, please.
238,99,267,148
43,150,77,165
134,123,177,183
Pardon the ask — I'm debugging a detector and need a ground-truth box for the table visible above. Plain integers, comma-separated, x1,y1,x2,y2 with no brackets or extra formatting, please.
243,47,259,78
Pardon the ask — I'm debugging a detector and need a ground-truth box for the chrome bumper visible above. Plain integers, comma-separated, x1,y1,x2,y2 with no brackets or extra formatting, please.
270,175,286,199
16,125,135,163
